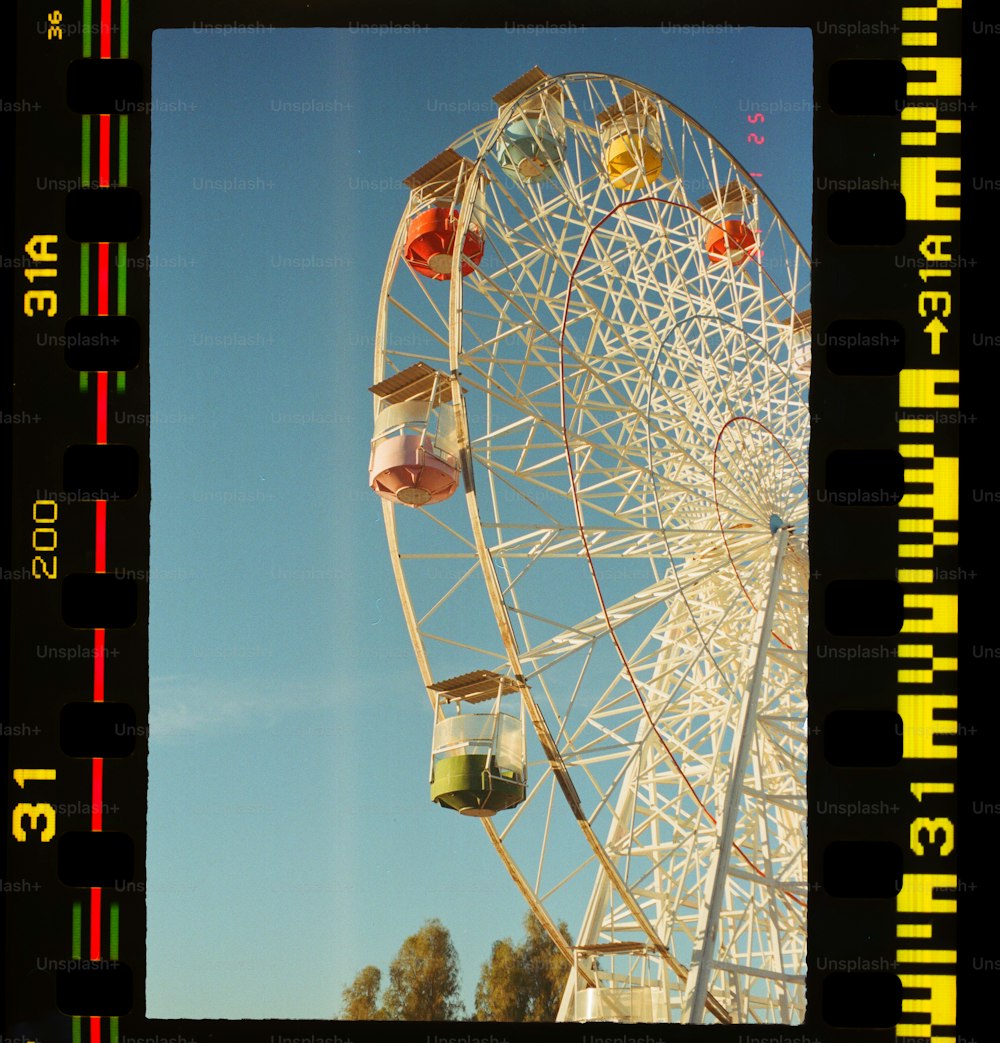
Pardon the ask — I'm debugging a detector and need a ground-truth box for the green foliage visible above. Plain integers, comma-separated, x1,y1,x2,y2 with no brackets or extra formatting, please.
380,919,465,1021
340,964,385,1020
340,913,570,1022
473,913,572,1021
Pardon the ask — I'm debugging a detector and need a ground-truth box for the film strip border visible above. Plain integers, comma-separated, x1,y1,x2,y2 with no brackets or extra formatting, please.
814,9,964,1038
4,2,982,1042
10,2,146,1043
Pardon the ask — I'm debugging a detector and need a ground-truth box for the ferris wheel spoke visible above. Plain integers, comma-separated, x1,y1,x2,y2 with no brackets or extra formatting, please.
508,558,752,676
405,503,478,552
492,759,555,842
414,560,485,628
538,850,602,905
392,262,455,339
419,630,508,661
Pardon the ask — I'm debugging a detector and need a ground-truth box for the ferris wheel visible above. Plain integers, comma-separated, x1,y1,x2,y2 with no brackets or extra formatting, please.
368,69,811,1025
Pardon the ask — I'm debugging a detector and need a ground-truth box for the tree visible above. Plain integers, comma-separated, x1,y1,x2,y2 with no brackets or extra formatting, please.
474,913,572,1021
474,936,526,1021
340,964,385,1020
380,919,464,1021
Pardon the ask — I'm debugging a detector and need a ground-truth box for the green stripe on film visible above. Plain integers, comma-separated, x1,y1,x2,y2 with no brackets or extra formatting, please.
109,905,121,1043
82,0,92,57
117,243,127,392
72,1018,81,1043
80,243,89,314
110,902,120,959
120,0,130,57
81,115,91,185
118,116,128,186
72,902,82,958
80,373,89,393
117,242,127,312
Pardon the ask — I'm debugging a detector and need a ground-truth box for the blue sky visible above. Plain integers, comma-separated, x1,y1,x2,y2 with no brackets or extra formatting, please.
147,26,811,1019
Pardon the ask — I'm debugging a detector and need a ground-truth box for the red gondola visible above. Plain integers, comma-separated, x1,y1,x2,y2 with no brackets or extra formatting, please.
403,207,484,281
706,218,758,266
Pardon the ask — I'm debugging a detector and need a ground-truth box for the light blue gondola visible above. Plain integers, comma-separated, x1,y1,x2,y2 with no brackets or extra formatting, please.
493,67,566,184
495,117,565,183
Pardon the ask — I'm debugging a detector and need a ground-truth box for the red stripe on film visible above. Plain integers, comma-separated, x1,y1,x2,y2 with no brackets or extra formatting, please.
95,500,107,572
96,371,108,444
100,0,111,59
90,886,101,958
99,115,110,185
94,629,106,702
92,758,103,833
97,242,109,315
